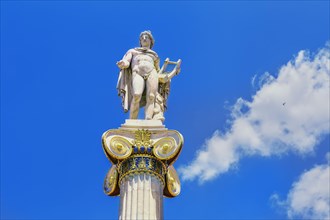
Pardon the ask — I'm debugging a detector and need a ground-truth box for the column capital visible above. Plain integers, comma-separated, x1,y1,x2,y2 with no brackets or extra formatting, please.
102,120,183,198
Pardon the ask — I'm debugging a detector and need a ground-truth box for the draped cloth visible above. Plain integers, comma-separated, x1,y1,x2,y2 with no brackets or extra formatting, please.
116,68,133,113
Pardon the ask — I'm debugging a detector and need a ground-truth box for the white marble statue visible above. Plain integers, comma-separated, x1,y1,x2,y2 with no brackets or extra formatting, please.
116,31,181,122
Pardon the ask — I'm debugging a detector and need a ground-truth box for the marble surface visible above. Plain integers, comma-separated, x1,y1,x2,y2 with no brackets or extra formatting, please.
119,174,164,220
120,119,166,130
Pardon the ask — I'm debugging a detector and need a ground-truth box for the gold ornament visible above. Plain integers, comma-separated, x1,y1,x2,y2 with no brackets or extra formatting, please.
118,154,166,185
107,136,133,160
104,165,119,196
164,165,181,197
153,137,179,161
132,129,152,148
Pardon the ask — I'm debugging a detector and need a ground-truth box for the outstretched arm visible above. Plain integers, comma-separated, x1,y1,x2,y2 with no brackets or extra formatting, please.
116,50,133,69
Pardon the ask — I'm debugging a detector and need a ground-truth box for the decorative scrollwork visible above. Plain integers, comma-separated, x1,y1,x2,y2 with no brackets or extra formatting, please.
153,137,180,161
102,127,184,197
106,136,133,160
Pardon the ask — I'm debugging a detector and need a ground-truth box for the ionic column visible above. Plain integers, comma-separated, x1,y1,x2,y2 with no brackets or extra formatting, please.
102,120,183,220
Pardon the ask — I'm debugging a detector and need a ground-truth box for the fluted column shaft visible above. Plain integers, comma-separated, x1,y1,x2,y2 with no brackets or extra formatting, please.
119,174,164,220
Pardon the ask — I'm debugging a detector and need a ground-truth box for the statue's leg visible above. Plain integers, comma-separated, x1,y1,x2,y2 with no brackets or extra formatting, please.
145,70,158,120
130,72,145,119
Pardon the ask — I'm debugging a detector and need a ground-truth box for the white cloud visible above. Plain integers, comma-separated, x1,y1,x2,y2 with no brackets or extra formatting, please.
179,44,330,183
271,160,330,219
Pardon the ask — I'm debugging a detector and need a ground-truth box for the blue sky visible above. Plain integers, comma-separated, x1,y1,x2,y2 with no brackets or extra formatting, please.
1,1,329,219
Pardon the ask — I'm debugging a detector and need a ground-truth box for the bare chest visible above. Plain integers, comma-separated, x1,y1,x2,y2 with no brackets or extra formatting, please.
131,52,155,74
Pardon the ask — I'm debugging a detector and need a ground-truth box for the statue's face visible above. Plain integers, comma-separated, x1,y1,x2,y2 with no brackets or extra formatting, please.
140,34,151,48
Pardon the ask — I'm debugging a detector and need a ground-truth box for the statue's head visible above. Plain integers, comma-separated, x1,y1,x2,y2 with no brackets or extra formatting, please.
139,31,154,49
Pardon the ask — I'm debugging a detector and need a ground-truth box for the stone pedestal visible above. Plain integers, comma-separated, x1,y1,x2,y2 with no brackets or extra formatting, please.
102,120,183,220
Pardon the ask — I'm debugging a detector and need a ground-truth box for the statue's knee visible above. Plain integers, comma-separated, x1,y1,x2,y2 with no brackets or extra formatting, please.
133,93,142,102
147,93,155,102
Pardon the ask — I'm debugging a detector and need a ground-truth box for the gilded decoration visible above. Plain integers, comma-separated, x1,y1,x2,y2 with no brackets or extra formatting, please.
153,137,180,161
164,165,181,197
102,126,183,197
104,165,120,196
118,154,166,186
132,129,152,149
108,136,133,160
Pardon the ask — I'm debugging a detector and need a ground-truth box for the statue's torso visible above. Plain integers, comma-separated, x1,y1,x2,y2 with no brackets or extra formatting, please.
131,50,157,77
